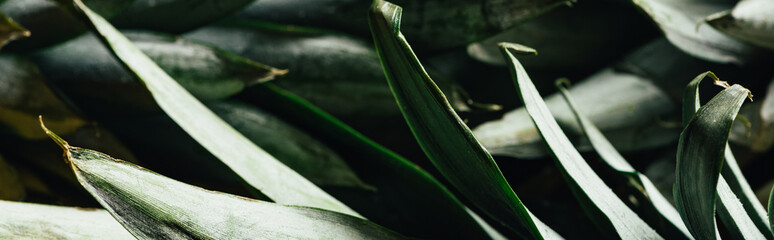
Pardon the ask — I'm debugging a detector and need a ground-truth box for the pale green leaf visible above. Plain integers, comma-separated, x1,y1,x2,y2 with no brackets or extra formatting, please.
61,0,359,217
0,200,134,239
500,42,661,239
706,0,774,50
39,124,403,240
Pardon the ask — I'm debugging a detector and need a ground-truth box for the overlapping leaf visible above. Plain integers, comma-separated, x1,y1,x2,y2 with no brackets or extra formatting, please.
678,72,771,239
39,123,403,239
61,0,359,216
706,0,774,50
111,0,255,33
501,42,661,239
0,10,28,49
557,82,691,239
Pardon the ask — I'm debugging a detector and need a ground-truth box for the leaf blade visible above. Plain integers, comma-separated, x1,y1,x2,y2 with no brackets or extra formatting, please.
500,42,661,239
0,200,134,239
62,0,359,217
368,1,559,239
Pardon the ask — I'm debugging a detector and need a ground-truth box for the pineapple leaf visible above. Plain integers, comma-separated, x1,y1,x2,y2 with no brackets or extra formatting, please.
0,200,134,239
242,84,495,239
500,42,661,239
60,0,359,217
38,123,404,240
557,81,692,239
631,0,764,64
706,0,774,50
368,0,560,239
679,72,772,239
0,10,28,50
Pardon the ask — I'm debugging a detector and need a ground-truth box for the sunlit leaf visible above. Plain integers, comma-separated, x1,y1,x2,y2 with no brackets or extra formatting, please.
62,0,359,217
39,123,404,239
631,0,765,64
0,200,134,239
706,0,774,50
501,42,661,239
368,1,560,239
557,81,692,239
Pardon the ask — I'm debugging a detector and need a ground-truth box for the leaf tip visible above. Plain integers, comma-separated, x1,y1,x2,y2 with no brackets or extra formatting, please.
498,42,538,56
39,115,71,152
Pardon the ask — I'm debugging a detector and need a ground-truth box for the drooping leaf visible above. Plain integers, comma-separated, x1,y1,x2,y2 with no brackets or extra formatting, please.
467,1,654,70
32,30,285,117
1,0,133,51
631,0,766,64
368,1,559,238
240,84,493,239
0,10,28,49
111,0,255,33
501,42,661,239
473,66,677,159
0,55,85,139
39,123,404,240
706,0,774,50
675,74,753,239
557,82,692,239
717,178,768,239
680,72,772,239
0,200,134,239
62,0,359,217
237,0,572,51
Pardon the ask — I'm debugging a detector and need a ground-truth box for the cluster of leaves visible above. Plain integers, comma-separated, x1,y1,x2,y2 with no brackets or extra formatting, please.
0,0,773,239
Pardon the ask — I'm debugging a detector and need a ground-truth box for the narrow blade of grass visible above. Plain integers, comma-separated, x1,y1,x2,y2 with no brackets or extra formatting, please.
557,81,692,239
368,1,560,239
60,0,359,217
675,72,758,239
681,71,772,239
500,42,661,239
39,123,404,239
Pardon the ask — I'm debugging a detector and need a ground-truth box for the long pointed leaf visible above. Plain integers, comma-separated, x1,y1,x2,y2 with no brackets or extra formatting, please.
557,82,692,239
368,1,559,239
39,122,403,240
675,74,755,239
0,200,134,239
706,0,774,50
60,0,359,216
501,42,661,239
680,72,772,239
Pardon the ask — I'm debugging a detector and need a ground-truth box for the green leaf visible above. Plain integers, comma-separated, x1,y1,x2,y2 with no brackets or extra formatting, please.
0,10,28,49
1,0,132,51
473,66,677,159
500,42,661,239
680,72,772,239
0,55,86,139
238,0,572,51
0,200,134,239
240,84,494,239
675,75,753,239
368,1,559,239
769,186,774,230
62,0,359,217
32,30,286,117
706,0,774,50
631,0,765,64
111,0,255,33
39,124,404,240
557,81,692,239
